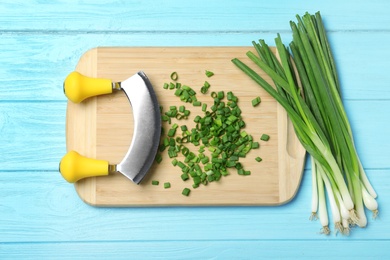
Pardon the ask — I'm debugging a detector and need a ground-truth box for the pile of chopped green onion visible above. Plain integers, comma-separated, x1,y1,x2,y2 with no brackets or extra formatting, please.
232,12,378,235
156,71,266,195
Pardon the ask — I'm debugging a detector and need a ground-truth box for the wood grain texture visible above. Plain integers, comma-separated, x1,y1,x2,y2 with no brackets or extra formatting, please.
1,240,390,259
1,0,389,31
66,47,305,206
0,0,389,258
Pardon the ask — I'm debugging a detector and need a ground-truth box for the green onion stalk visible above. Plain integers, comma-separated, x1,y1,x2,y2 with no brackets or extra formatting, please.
232,11,378,234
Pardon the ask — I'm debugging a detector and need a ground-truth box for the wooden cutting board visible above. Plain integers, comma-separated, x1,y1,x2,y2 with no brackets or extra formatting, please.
66,47,306,207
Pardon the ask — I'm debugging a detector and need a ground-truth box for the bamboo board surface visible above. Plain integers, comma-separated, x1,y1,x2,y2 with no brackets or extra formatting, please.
66,47,306,206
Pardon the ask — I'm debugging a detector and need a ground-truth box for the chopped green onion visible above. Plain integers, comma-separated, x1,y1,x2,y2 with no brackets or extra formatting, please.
251,142,260,149
160,71,263,195
182,188,191,196
205,70,214,77
193,101,202,106
244,170,251,175
207,175,215,182
172,158,178,166
226,160,236,167
201,81,211,94
192,176,201,185
152,180,159,185
181,173,190,181
177,161,186,169
175,114,184,120
251,96,261,107
260,134,270,141
230,155,239,161
158,144,166,152
163,137,169,147
255,157,262,162
155,153,162,164
168,150,177,158
174,89,182,96
164,182,171,189
170,71,178,81
161,115,170,122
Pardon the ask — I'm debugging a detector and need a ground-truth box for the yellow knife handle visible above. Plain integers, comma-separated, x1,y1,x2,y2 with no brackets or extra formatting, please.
63,71,113,103
59,151,110,183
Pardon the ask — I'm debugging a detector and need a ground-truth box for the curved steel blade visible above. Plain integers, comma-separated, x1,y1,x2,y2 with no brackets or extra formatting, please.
116,71,161,184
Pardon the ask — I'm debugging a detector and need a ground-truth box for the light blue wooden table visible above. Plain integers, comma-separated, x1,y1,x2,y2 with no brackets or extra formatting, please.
1,0,389,258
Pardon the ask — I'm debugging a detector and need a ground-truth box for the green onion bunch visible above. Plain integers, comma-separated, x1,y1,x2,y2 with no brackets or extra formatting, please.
232,12,378,235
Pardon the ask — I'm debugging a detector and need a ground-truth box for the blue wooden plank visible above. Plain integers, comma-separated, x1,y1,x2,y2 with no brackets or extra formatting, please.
0,169,387,242
0,240,389,259
1,0,389,31
1,33,390,101
0,102,66,171
344,100,390,169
